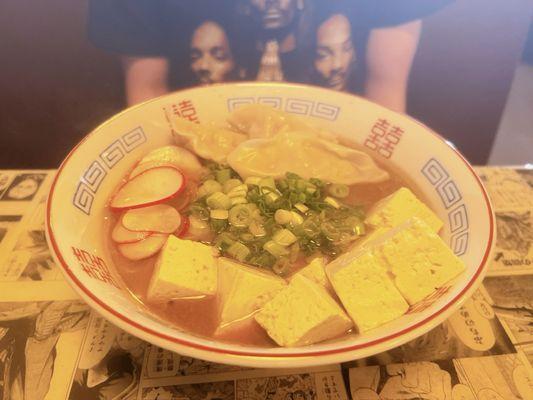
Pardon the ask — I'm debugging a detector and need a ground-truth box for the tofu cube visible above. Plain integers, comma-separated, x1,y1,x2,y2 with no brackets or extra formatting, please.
291,257,333,294
327,251,409,332
255,275,353,347
365,187,443,235
217,258,286,328
372,217,465,305
147,235,217,301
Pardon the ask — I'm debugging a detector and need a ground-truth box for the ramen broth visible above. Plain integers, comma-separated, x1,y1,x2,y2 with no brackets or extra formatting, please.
110,159,425,347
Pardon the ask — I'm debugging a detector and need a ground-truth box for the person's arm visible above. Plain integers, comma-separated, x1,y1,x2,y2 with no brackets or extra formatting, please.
364,20,421,113
121,56,170,106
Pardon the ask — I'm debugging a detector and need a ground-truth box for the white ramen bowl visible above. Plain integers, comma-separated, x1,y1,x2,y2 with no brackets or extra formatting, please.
46,82,495,368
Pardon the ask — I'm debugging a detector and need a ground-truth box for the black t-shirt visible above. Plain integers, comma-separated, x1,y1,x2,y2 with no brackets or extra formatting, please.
350,0,454,92
88,0,453,92
87,0,183,57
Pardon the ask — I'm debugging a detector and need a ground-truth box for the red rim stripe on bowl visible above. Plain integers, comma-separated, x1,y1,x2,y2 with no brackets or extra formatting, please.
45,83,495,358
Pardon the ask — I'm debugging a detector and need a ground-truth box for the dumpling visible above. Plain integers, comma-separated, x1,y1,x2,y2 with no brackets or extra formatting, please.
228,104,321,139
227,104,341,143
167,115,247,163
227,131,389,185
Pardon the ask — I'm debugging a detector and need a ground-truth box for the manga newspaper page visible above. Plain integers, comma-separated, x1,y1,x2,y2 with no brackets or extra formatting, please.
0,168,532,400
64,313,347,400
475,167,533,277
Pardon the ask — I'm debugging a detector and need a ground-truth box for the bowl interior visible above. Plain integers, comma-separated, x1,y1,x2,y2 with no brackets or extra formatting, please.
46,83,494,367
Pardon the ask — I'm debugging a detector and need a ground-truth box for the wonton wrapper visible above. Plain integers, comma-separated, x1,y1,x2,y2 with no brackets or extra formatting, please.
168,116,247,163
227,131,389,185
228,104,336,141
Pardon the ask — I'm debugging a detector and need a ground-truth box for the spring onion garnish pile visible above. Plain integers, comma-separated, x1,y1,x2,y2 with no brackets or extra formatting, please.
187,164,366,276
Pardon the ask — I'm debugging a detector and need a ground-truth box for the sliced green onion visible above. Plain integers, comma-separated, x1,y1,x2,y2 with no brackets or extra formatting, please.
189,204,210,221
227,185,248,198
294,203,308,213
274,209,303,225
250,253,276,268
215,169,232,184
214,232,235,250
328,184,349,199
259,177,276,189
230,196,248,206
188,215,209,237
272,257,291,276
343,216,366,236
240,232,255,242
210,219,228,233
309,178,323,187
228,204,252,227
210,209,229,220
321,221,341,241
227,241,250,262
245,176,262,186
223,179,243,193
336,232,358,245
265,191,280,203
274,209,293,225
286,172,301,180
263,240,289,257
206,192,231,210
289,242,300,263
324,196,341,209
273,229,297,246
277,179,289,191
198,180,222,198
249,220,266,237
302,216,321,237
296,179,308,191
289,211,304,225
245,203,262,220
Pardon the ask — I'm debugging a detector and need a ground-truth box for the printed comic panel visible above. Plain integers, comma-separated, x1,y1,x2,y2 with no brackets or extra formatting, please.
236,372,348,400
475,167,533,210
0,175,62,282
0,215,22,245
0,228,63,282
141,380,235,400
0,300,89,400
348,353,532,400
142,345,248,380
483,275,533,347
0,173,47,202
516,168,533,190
491,209,533,275
0,171,15,198
67,313,147,400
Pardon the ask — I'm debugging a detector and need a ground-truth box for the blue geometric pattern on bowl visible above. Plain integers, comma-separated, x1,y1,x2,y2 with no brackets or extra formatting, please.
227,97,340,121
421,158,469,256
73,127,147,215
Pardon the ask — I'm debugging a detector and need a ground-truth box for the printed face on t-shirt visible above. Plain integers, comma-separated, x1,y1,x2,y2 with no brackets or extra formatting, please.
250,0,297,30
314,14,355,91
190,21,236,84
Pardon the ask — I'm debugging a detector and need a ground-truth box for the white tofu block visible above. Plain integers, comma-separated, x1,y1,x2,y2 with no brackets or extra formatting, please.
291,257,333,294
327,251,408,332
372,217,465,305
365,187,443,236
217,257,286,328
147,235,217,302
255,275,353,347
